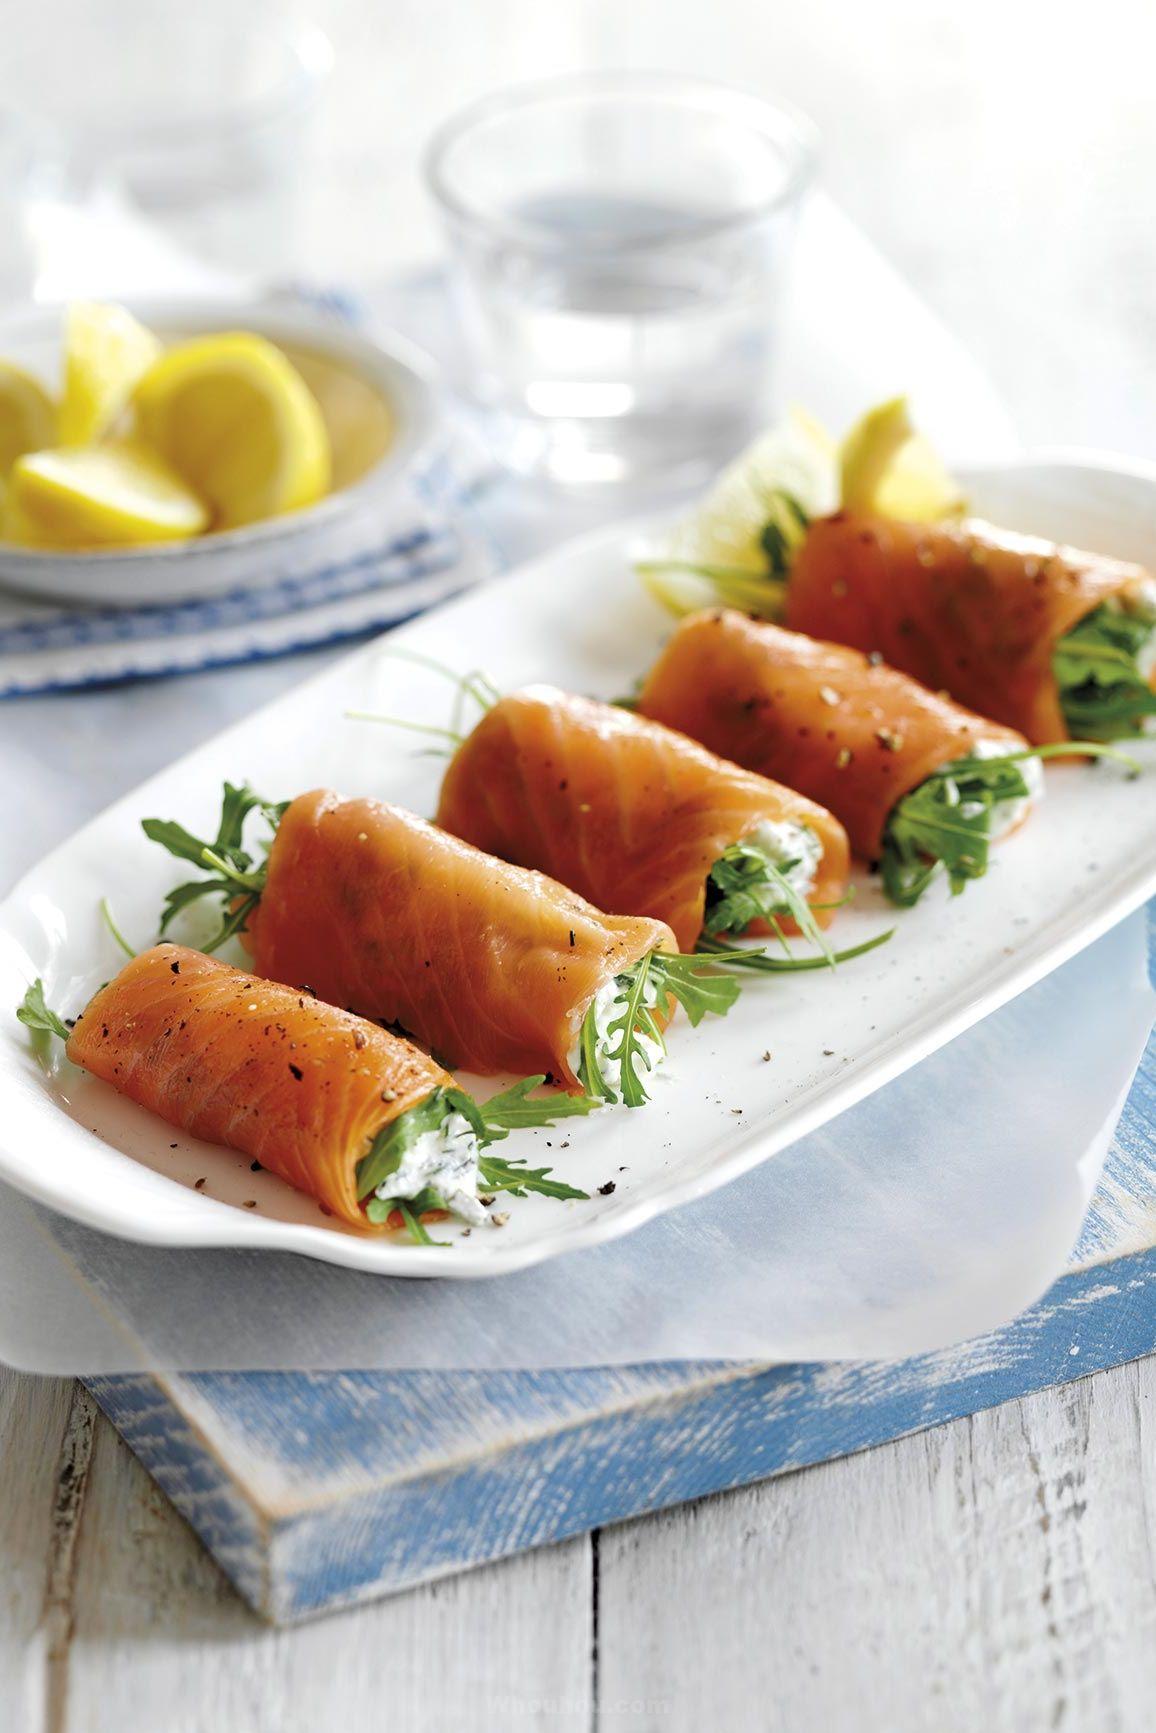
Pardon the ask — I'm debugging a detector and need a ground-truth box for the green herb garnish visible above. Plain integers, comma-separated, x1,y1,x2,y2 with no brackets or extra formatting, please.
355,1080,593,1239
880,741,1140,907
576,946,741,1107
577,962,654,1109
698,927,895,972
636,488,810,619
604,952,664,1109
476,1155,588,1201
142,781,286,951
759,488,811,577
703,840,834,964
345,649,502,753
16,979,70,1042
648,950,743,1024
355,1087,479,1200
395,1198,448,1246
1054,600,1156,741
365,1186,456,1242
476,1075,600,1138
881,757,1019,906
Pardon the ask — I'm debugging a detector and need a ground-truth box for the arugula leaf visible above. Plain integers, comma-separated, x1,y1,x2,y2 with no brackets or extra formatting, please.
354,1086,480,1200
365,1185,453,1245
395,1198,449,1246
648,951,742,1025
477,1076,600,1140
698,927,895,972
636,488,810,619
881,756,1031,907
356,1082,590,1240
206,893,264,955
142,781,283,949
16,979,70,1042
477,1155,588,1201
141,816,218,870
576,944,744,1107
704,841,834,964
578,1000,614,1103
1054,600,1156,741
200,848,266,893
157,877,234,935
604,952,661,1109
576,953,664,1108
363,1195,397,1224
214,782,260,857
759,488,812,577
881,737,1143,908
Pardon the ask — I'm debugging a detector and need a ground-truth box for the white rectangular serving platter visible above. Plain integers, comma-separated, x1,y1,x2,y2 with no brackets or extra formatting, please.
2,453,1155,1279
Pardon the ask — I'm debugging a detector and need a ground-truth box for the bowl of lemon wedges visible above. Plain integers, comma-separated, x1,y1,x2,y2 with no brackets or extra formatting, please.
0,299,437,605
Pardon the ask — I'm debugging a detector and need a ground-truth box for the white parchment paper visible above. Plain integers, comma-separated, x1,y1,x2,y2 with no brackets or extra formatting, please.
0,913,1149,1374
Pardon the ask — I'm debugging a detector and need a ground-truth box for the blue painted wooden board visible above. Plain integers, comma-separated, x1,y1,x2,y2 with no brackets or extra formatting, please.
86,917,1156,1626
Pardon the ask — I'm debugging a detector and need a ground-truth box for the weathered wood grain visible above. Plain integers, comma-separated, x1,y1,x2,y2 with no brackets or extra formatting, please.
597,1355,1156,1733
58,1406,592,1733
0,1368,78,1733
0,1369,592,1733
81,1220,1156,1623
6,1357,1155,1733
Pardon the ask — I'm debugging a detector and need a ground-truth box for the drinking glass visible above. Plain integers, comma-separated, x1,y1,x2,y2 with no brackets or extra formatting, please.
425,73,817,491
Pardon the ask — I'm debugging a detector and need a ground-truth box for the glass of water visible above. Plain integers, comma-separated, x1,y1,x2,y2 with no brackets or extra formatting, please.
425,73,816,492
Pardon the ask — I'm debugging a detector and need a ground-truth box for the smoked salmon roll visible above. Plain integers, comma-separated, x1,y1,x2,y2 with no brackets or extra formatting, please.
434,685,851,952
67,944,465,1229
38,944,589,1237
249,791,677,1091
639,610,1046,907
787,515,1156,744
143,789,738,1109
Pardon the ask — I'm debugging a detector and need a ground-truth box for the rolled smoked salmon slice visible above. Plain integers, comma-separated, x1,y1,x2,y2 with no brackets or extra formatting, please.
638,611,1030,862
247,791,674,1089
435,685,850,952
787,513,1154,744
66,943,452,1229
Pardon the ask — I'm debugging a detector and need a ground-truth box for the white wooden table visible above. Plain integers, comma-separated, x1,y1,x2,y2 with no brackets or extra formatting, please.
5,2,1156,1725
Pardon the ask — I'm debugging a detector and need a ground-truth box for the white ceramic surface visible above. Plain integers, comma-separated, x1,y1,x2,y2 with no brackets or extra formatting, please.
0,298,439,606
1,454,1154,1278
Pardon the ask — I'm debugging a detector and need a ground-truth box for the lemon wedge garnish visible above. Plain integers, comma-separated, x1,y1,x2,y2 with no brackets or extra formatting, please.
59,302,163,446
134,333,331,530
839,395,964,521
638,408,838,618
6,442,209,548
0,362,57,475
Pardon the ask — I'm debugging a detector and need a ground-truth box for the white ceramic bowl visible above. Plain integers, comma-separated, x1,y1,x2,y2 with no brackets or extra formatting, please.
0,298,440,607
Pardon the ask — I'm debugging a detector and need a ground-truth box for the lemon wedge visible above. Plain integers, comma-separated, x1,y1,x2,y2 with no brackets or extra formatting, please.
7,442,209,548
134,334,331,530
638,408,837,618
59,302,163,446
0,362,57,475
839,395,964,521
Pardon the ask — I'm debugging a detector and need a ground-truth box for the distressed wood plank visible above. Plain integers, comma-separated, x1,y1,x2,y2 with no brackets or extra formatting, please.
82,1232,1156,1621
0,1369,92,1733
597,1356,1156,1732
58,1401,592,1733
